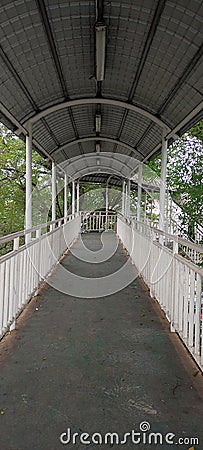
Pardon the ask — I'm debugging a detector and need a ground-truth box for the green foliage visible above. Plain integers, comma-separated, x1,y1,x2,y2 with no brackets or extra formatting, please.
149,131,203,234
189,119,203,144
0,124,59,238
79,182,122,212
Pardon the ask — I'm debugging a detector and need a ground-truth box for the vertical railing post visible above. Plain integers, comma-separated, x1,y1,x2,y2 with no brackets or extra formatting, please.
144,192,147,223
52,161,56,229
159,131,168,238
76,180,80,216
72,180,75,218
125,182,128,217
150,190,154,225
170,238,179,332
105,183,108,228
64,173,68,223
137,163,142,222
122,180,125,215
126,178,131,217
25,122,32,244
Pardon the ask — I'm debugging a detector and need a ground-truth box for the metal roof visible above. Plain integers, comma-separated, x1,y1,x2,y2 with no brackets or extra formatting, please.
0,0,203,180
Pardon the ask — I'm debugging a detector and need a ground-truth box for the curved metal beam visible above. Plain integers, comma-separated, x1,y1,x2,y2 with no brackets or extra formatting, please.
62,154,138,181
65,166,124,180
62,152,138,171
24,98,171,132
51,136,143,158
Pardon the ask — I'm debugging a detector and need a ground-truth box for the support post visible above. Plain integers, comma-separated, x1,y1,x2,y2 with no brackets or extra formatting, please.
137,163,142,222
76,180,80,216
144,192,147,222
150,190,154,224
64,173,68,222
25,123,32,244
105,183,109,229
159,133,168,233
52,161,56,228
72,180,75,217
105,184,108,215
169,195,173,233
126,178,131,217
125,182,128,216
122,180,125,215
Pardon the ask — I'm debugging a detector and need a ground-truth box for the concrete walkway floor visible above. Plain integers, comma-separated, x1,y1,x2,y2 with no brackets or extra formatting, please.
0,232,203,450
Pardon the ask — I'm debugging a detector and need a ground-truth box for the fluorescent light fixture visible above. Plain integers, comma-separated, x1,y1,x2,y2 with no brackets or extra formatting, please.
95,22,106,81
96,142,101,153
96,157,100,166
95,113,101,133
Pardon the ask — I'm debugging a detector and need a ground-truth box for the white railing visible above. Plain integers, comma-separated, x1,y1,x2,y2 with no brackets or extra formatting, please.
81,211,117,232
0,214,80,339
117,215,203,370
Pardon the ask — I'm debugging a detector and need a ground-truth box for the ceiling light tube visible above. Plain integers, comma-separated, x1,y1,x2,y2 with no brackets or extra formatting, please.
95,113,101,133
95,22,106,81
96,157,100,166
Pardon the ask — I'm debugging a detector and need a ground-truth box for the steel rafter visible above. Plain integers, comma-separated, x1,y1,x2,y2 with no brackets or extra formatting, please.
35,0,83,155
115,0,166,152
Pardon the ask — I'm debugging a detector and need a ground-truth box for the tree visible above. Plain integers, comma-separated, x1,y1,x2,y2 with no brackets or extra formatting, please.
0,124,64,239
149,128,203,238
189,120,203,144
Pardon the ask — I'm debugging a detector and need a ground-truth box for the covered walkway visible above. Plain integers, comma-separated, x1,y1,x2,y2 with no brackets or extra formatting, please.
0,1,203,448
0,232,203,450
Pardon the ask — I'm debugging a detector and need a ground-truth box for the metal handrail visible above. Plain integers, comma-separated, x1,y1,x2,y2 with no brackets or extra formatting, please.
118,214,203,254
0,214,74,245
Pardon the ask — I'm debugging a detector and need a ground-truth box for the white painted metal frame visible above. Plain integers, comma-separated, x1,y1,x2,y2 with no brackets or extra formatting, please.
81,211,117,232
64,166,124,181
159,133,168,233
52,161,57,226
72,180,75,217
76,181,80,215
122,180,125,215
25,123,32,244
137,163,142,222
126,179,131,217
23,98,171,132
117,216,203,371
2,98,202,166
51,136,141,158
0,215,80,339
64,173,68,221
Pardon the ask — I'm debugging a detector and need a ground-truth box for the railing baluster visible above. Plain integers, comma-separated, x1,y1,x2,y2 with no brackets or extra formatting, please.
0,215,81,339
117,215,203,371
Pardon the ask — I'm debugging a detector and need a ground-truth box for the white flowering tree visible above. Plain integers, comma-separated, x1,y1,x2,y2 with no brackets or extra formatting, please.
149,124,203,239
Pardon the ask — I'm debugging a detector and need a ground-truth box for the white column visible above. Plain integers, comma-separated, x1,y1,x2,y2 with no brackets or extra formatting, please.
52,162,57,229
64,173,68,222
169,195,173,233
159,132,168,232
137,163,142,222
124,182,127,216
144,192,147,222
105,182,109,229
126,178,131,217
105,184,108,214
76,180,80,215
122,180,125,215
25,123,32,244
150,190,154,224
72,180,75,217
